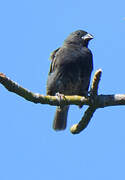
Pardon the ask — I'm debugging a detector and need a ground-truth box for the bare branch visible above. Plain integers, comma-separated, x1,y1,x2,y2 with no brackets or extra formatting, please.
70,106,96,134
0,71,125,134
0,73,90,106
90,69,102,95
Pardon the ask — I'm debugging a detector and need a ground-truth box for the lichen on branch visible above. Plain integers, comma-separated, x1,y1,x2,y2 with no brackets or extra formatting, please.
1,70,125,134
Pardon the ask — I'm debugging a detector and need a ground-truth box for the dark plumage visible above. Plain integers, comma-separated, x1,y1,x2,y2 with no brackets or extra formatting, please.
46,30,93,130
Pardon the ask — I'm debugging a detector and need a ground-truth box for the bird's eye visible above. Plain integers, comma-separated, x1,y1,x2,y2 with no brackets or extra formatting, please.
77,32,80,36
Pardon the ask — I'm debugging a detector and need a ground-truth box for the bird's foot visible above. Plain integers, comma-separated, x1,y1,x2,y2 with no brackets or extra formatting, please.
55,92,66,107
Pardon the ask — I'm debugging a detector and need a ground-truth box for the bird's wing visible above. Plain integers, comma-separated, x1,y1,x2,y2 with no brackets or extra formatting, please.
49,48,60,74
50,48,60,60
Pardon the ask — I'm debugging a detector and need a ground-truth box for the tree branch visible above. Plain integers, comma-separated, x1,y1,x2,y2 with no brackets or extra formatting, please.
70,106,96,134
0,71,125,134
90,69,102,95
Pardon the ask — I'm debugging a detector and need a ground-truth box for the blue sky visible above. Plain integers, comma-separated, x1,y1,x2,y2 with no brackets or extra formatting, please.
0,0,125,179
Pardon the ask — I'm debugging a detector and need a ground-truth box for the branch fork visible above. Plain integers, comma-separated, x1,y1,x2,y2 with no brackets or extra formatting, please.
70,69,102,134
1,70,125,134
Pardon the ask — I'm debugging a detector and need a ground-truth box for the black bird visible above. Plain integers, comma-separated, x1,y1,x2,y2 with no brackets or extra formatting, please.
46,30,93,130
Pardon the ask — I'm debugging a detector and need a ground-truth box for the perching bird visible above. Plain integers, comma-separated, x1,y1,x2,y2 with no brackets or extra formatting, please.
46,30,93,130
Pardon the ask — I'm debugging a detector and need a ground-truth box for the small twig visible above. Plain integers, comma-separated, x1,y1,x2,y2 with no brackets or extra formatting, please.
90,69,102,95
70,106,96,134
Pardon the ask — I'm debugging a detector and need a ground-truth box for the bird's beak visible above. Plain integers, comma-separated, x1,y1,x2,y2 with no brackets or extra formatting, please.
82,33,94,41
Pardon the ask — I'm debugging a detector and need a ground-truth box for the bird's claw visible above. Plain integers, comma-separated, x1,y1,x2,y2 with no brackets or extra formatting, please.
55,92,66,107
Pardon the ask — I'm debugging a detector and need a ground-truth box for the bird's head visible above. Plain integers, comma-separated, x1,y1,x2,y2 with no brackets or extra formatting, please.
64,30,93,47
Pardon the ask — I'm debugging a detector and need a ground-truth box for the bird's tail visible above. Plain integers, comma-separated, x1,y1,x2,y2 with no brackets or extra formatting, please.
53,106,69,130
